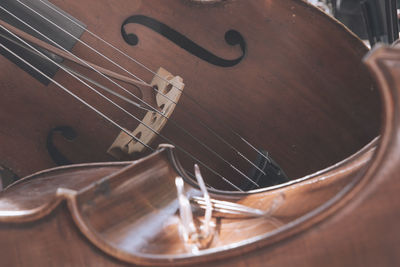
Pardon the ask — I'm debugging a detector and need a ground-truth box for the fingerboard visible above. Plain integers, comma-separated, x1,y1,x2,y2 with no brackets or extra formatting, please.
0,0,86,85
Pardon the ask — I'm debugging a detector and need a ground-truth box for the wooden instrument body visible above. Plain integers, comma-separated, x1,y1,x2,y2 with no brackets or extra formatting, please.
0,141,375,266
0,0,380,190
2,1,399,266
0,45,399,266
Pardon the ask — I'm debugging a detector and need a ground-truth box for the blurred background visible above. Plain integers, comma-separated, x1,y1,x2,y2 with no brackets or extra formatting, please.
307,0,400,46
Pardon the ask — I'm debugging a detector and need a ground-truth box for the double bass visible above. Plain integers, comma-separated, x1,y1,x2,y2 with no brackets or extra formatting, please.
0,0,398,266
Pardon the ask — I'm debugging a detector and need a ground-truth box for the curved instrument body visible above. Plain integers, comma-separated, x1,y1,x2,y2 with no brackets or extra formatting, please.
0,0,380,190
0,44,399,266
2,1,399,266
0,141,375,266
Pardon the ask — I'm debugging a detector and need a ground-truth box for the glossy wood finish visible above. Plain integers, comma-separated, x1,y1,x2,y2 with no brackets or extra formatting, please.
0,139,374,266
0,0,380,190
2,1,399,266
0,44,398,267
206,45,400,267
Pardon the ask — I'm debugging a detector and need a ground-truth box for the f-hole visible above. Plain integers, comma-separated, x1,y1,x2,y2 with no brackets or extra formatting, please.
46,126,78,166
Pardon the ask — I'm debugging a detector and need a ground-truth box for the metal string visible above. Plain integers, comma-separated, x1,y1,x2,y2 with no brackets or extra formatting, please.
0,31,152,112
35,0,272,171
0,5,260,189
0,23,244,191
0,31,215,190
12,0,266,180
0,41,150,151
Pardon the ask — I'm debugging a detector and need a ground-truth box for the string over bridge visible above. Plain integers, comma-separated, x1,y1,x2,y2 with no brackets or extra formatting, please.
108,67,184,158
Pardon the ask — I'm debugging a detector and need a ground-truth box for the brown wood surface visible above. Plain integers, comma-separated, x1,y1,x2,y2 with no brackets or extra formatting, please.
0,0,380,190
2,1,399,266
0,45,398,267
0,140,374,266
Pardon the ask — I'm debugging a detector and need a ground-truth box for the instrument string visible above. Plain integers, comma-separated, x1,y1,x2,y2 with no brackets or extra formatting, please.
36,0,273,170
0,31,213,190
0,30,152,112
0,40,150,151
14,0,266,179
1,1,281,189
0,24,243,191
59,65,152,112
0,5,260,188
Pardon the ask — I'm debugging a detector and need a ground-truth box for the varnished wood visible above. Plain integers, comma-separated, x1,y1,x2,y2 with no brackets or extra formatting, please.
0,140,374,265
0,0,380,190
0,45,399,266
2,1,400,266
